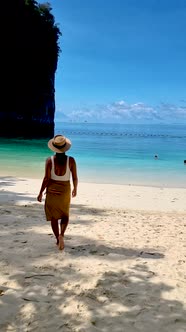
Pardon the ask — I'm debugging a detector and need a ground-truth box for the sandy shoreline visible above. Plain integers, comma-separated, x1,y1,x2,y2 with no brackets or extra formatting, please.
1,176,186,212
0,176,186,331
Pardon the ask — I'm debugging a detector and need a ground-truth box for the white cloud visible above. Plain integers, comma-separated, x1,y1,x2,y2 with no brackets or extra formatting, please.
55,100,186,123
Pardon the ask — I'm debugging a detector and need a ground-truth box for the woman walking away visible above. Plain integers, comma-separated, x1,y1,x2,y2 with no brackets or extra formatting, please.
37,134,78,250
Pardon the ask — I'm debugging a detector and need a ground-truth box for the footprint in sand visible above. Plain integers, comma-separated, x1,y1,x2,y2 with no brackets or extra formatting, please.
1,210,12,214
0,289,5,296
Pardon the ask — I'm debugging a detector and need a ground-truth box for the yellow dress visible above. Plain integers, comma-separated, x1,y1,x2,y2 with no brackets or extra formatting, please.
44,156,71,221
45,180,71,221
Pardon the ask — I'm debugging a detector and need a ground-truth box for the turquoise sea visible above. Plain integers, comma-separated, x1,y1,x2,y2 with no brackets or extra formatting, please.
0,122,186,188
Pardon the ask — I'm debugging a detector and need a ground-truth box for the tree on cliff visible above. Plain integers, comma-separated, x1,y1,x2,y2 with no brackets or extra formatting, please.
1,0,61,137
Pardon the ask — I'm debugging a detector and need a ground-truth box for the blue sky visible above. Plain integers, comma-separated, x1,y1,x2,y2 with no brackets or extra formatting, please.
48,0,186,123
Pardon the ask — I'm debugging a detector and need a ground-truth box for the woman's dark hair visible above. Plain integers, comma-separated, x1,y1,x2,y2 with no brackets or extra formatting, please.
56,153,67,164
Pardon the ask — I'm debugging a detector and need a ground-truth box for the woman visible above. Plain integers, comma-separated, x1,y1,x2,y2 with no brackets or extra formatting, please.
37,134,78,250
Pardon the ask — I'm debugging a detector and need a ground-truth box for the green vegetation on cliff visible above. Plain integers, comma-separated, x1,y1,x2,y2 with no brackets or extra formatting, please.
1,0,61,137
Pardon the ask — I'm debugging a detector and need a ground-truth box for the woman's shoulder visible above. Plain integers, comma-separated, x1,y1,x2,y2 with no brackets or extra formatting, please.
68,156,76,166
45,156,53,164
68,155,76,161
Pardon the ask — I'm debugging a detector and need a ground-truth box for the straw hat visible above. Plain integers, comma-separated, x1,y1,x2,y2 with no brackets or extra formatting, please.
48,135,71,153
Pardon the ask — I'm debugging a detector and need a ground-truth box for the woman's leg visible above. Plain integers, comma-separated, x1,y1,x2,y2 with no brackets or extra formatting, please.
51,218,59,244
58,216,69,250
60,216,69,236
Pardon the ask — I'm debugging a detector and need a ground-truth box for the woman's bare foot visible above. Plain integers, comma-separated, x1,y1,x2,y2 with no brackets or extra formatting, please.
58,235,64,250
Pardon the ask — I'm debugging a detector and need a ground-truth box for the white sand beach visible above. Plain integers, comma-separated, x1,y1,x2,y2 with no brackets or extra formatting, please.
0,176,186,331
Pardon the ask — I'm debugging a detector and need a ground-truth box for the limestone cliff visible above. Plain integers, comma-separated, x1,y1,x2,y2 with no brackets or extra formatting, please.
0,0,61,138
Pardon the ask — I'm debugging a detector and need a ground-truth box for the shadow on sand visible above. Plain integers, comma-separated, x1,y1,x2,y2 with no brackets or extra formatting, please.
0,178,186,331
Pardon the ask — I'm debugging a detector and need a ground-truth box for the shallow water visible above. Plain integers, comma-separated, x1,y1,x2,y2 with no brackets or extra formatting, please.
0,122,186,187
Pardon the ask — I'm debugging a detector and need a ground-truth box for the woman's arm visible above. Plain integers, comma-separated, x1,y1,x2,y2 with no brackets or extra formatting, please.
37,158,51,202
70,157,78,197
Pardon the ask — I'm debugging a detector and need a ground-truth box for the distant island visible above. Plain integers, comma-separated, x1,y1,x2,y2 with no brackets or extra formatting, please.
1,0,61,138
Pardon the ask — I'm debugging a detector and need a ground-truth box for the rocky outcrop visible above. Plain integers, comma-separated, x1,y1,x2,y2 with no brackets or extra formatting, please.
0,0,61,138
